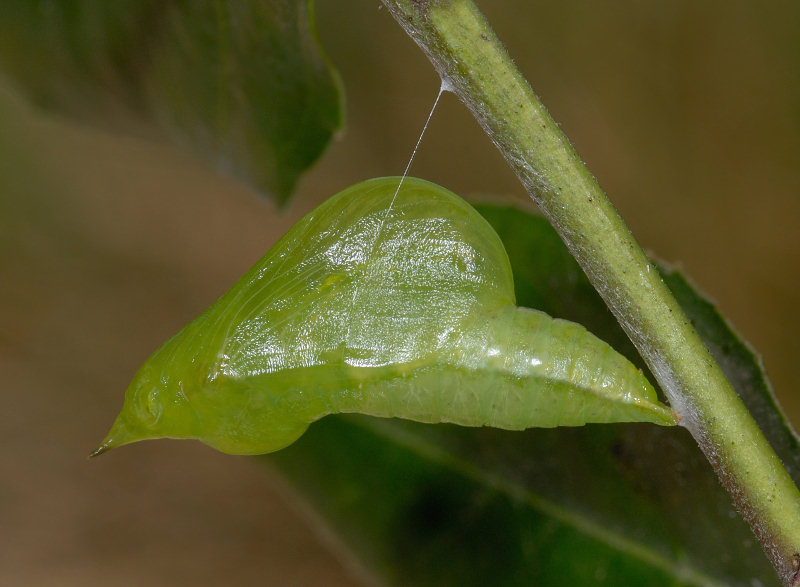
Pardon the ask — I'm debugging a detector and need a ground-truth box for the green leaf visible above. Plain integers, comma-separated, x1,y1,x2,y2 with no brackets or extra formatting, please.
266,203,792,586
0,0,343,203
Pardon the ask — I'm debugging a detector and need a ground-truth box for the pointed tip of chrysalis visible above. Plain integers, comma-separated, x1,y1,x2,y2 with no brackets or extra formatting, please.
88,437,115,459
88,430,127,459
87,418,142,459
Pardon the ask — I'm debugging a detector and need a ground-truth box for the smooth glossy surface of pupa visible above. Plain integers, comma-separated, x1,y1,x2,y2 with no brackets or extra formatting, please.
93,177,674,456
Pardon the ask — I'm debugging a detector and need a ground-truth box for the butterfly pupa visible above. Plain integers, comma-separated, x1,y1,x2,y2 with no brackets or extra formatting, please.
92,177,675,457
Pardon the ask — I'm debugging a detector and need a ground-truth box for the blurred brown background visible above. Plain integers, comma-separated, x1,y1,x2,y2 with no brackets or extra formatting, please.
1,1,798,585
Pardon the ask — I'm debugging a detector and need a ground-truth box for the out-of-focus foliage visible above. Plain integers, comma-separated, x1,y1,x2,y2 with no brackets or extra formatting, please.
0,0,343,203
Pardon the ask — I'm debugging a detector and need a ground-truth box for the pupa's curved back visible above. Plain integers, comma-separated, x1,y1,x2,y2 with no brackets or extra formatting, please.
206,176,516,376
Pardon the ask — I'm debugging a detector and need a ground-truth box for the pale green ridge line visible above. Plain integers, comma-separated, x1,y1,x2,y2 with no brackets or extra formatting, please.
351,416,721,587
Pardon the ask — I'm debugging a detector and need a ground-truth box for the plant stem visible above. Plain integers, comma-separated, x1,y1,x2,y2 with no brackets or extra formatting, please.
381,0,800,583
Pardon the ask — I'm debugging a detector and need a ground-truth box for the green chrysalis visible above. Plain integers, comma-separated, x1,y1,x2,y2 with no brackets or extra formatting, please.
92,177,674,457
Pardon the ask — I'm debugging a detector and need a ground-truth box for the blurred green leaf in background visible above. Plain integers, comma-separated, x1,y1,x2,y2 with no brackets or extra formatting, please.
0,0,343,203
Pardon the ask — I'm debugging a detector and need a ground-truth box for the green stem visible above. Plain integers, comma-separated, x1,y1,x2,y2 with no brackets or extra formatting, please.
380,0,800,583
